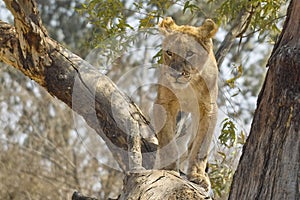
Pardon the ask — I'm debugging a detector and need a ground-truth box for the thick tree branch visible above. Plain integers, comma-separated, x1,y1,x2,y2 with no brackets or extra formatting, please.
0,0,157,172
119,170,212,200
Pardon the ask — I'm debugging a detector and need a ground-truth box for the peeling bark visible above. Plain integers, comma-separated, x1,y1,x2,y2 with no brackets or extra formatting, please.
119,170,211,200
229,0,300,199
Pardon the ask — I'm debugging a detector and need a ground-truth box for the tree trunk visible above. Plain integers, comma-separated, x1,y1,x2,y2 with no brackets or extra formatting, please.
228,0,300,199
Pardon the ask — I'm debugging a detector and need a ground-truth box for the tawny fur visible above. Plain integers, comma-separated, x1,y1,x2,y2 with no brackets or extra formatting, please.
154,17,218,190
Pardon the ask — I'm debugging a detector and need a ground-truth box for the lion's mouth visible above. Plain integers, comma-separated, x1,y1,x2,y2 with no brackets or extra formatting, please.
166,70,191,85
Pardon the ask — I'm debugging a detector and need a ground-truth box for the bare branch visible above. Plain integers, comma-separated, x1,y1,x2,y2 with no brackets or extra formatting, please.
215,4,256,67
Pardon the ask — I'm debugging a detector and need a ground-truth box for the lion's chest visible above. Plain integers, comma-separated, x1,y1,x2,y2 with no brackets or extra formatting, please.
171,83,210,113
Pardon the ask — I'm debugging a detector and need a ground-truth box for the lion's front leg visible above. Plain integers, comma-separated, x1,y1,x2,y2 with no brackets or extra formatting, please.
187,105,217,190
154,98,180,171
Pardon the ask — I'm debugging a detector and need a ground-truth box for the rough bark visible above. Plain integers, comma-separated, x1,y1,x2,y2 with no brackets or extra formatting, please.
228,0,300,199
119,170,211,200
0,0,211,199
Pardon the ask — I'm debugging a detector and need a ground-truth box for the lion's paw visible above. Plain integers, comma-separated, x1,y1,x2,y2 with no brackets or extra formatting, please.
188,172,211,191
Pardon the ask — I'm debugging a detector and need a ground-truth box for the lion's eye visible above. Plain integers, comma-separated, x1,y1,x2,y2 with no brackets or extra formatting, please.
166,50,173,56
186,50,194,58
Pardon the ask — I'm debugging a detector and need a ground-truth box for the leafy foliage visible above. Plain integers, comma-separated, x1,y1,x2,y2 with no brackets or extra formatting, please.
226,64,243,89
78,0,175,47
208,117,246,198
209,161,234,197
219,118,246,148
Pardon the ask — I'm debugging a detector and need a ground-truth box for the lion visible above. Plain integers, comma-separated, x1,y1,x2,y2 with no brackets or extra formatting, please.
154,17,218,189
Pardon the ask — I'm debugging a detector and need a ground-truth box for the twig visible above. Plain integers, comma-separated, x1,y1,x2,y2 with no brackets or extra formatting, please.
216,4,256,67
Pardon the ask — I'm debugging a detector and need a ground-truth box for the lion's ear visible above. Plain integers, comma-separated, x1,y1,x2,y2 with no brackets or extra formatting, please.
159,17,179,35
197,19,218,39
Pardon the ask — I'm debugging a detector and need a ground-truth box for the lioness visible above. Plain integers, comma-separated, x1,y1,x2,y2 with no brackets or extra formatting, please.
154,17,218,189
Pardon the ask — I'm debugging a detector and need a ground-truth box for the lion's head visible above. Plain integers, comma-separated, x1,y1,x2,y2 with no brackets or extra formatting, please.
159,17,218,89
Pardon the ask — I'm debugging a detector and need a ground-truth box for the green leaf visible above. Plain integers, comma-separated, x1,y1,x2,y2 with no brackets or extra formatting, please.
219,118,237,148
183,1,190,14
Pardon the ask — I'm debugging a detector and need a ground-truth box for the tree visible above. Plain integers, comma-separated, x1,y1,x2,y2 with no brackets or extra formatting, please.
229,0,300,199
0,0,298,199
0,0,123,199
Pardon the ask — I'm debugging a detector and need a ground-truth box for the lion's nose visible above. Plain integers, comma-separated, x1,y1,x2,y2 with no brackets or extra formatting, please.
170,70,182,79
170,62,183,72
